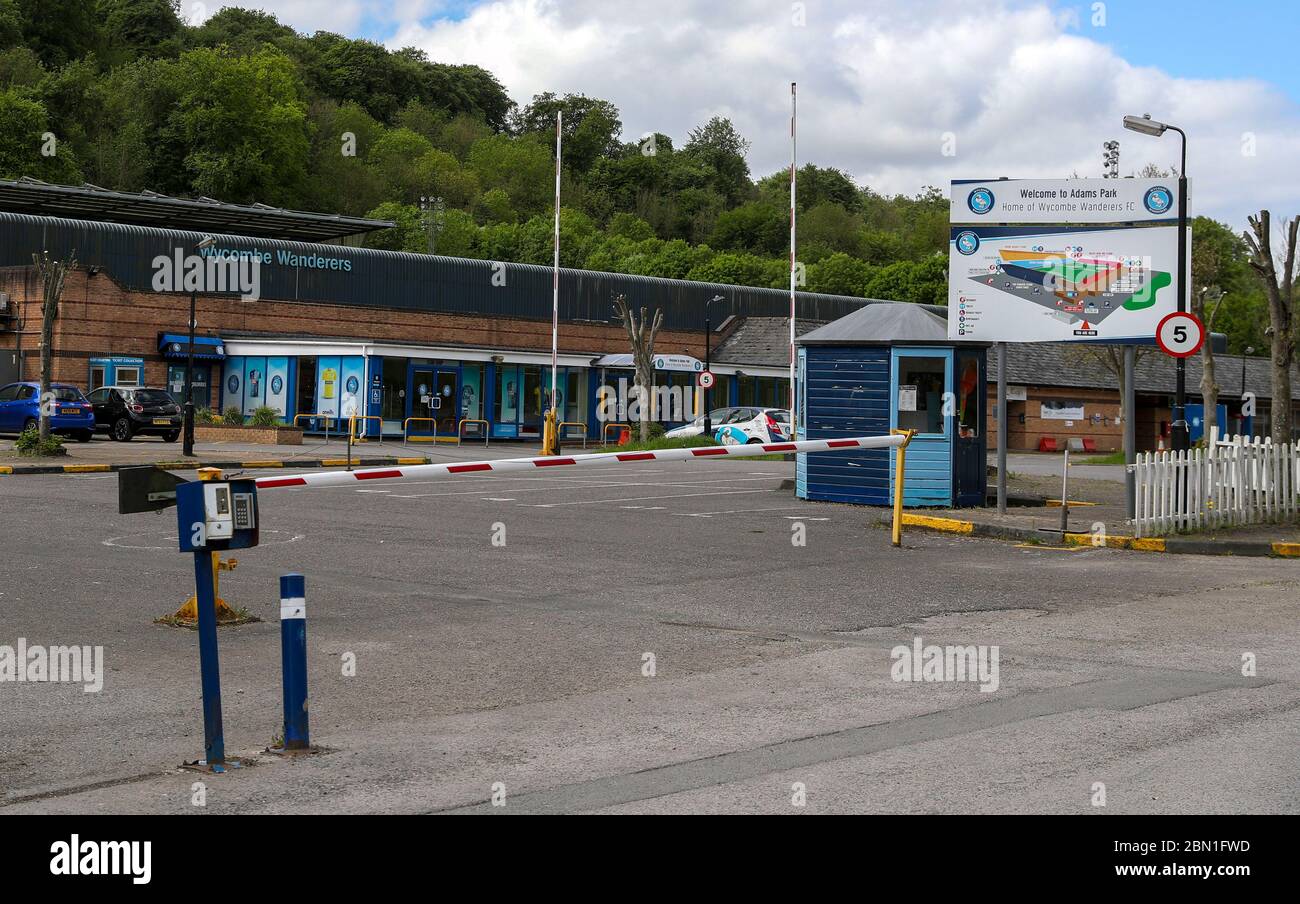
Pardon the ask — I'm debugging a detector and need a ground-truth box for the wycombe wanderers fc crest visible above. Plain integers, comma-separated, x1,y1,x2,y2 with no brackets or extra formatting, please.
1144,185,1173,215
967,188,994,215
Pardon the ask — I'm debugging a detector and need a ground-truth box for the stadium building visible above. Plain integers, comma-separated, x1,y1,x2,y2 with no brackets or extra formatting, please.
0,179,872,442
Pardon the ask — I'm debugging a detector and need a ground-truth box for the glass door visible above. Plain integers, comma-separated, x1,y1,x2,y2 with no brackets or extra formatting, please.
409,366,438,437
434,369,458,437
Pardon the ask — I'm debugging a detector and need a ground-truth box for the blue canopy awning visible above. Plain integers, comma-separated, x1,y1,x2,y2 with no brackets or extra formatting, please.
159,334,226,360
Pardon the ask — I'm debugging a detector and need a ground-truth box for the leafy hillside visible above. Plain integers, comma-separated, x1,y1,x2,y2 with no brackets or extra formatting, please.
0,1,1272,337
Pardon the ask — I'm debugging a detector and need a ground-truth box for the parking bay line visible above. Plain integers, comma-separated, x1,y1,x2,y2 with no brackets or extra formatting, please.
386,477,783,500
524,489,769,508
675,505,810,518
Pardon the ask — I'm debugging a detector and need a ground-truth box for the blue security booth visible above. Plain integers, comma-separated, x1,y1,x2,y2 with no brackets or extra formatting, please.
796,304,989,508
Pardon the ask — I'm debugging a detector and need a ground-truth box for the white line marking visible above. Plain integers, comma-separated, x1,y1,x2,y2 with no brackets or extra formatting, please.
676,505,810,518
526,489,765,508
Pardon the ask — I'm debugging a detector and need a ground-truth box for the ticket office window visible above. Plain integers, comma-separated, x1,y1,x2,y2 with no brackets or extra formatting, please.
897,355,947,435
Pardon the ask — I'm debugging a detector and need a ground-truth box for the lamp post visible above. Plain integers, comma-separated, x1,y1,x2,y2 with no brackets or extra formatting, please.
183,234,217,457
704,294,726,435
1124,113,1189,452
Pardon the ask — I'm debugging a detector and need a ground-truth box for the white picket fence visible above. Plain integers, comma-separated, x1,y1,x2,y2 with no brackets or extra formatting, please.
1131,429,1300,537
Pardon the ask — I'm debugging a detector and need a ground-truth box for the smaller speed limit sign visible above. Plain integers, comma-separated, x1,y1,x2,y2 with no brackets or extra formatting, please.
1156,311,1205,358
698,370,716,389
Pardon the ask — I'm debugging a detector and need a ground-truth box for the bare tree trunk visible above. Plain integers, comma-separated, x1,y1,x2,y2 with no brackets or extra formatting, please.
32,251,76,442
1066,344,1150,429
1243,211,1297,442
613,294,664,442
1194,288,1225,440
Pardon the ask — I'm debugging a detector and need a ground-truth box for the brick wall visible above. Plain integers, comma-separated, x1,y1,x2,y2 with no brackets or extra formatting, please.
0,267,707,390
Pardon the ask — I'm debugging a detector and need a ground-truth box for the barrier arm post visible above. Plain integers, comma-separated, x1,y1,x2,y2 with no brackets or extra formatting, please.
890,429,917,547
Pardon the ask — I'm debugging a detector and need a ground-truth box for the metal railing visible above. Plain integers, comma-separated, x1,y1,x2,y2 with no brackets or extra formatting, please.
292,413,337,438
403,417,438,445
457,418,489,447
348,415,382,442
558,421,589,448
601,422,632,445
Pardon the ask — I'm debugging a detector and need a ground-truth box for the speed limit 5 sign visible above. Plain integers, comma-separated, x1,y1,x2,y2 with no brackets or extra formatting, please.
1156,312,1205,358
698,370,716,389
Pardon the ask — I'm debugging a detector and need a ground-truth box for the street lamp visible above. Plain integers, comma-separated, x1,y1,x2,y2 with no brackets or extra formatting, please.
183,235,218,457
704,294,727,436
1124,112,1189,452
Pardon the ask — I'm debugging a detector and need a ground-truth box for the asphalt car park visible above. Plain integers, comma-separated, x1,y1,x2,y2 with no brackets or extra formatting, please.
2,456,1299,813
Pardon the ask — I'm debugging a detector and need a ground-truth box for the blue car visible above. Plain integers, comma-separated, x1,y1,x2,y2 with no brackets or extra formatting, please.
0,381,96,441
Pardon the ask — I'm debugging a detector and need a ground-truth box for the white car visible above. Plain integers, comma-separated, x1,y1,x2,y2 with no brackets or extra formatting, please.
713,408,791,445
665,407,742,439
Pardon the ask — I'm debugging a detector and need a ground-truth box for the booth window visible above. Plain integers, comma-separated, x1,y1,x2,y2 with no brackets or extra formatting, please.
897,356,946,434
956,352,980,439
115,366,141,387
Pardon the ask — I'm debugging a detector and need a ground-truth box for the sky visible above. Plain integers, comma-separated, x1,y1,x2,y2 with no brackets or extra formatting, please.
207,0,1300,229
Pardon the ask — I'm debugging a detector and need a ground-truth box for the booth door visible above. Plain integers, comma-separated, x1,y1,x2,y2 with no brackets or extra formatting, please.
889,348,953,507
952,349,987,507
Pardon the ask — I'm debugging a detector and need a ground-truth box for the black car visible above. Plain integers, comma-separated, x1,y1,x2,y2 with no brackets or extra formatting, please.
87,386,182,442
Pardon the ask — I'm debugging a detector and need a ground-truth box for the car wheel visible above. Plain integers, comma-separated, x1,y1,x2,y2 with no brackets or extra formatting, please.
112,417,134,442
746,437,762,444
23,417,37,434
162,430,180,443
75,430,93,443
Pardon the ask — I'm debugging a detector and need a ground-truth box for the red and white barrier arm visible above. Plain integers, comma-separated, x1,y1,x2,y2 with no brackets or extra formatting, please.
254,435,903,491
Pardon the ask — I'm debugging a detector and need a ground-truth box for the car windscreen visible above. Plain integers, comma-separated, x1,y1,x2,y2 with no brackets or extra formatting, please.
53,387,85,402
130,390,174,404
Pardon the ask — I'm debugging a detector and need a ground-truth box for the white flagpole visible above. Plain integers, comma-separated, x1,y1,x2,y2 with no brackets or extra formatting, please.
788,82,797,432
551,111,562,424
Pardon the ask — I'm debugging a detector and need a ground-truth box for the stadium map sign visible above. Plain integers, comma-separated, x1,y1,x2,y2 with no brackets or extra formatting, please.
948,178,1187,343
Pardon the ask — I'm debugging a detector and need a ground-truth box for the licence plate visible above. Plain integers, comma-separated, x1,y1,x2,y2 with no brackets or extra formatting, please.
60,408,79,416
153,418,171,425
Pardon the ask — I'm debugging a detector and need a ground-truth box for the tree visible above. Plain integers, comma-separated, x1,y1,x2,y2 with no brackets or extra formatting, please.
1193,287,1227,438
613,294,663,441
1066,345,1153,431
32,248,76,442
1242,210,1298,442
512,92,621,173
95,0,184,64
708,201,785,254
160,46,311,204
0,88,81,182
683,116,751,205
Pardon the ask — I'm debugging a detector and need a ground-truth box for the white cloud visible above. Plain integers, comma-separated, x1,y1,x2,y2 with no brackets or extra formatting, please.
270,0,1300,226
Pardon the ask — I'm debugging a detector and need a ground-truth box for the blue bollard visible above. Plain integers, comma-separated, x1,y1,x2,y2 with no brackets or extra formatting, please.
279,574,310,750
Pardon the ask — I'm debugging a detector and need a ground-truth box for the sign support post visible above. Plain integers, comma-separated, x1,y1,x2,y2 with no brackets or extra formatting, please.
1124,344,1136,519
996,342,1007,513
192,541,226,770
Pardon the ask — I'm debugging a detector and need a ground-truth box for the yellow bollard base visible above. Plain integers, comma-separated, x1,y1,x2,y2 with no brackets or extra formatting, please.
156,595,260,628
